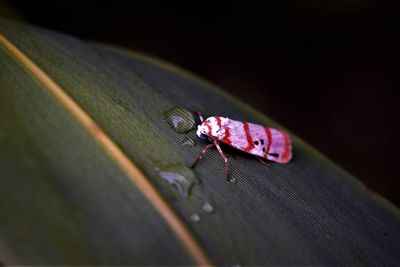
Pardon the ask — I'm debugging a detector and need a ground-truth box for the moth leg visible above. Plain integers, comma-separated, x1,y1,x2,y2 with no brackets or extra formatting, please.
191,143,215,168
213,140,229,180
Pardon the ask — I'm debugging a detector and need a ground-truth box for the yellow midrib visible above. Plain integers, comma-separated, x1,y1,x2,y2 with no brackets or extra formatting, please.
0,33,212,266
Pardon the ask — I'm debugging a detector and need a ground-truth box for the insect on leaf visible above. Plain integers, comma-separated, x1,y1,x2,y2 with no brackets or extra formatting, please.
0,18,400,265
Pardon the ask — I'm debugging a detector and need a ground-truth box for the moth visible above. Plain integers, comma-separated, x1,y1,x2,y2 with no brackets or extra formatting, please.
191,114,292,180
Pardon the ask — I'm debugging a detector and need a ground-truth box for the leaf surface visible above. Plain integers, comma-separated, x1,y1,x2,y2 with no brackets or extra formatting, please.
0,18,399,265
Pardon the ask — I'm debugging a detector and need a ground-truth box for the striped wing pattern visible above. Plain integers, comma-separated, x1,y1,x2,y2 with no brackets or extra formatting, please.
208,117,292,163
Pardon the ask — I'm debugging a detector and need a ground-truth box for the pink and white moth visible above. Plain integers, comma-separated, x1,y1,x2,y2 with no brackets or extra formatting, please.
191,114,292,180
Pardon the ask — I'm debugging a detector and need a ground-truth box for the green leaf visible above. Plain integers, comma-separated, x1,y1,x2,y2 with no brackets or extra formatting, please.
1,18,400,265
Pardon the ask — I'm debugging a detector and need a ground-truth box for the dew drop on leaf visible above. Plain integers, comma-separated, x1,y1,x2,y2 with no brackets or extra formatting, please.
190,213,201,223
159,171,192,198
202,201,214,214
116,104,126,112
164,107,195,133
182,137,195,147
158,166,198,198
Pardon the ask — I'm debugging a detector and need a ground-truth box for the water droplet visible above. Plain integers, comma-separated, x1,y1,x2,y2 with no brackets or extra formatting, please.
117,104,126,112
190,213,201,223
182,137,195,147
112,96,129,112
159,166,198,198
164,107,195,133
228,177,237,184
202,201,214,214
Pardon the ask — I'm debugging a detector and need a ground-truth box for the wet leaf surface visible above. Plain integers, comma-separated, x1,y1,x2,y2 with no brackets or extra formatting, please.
1,18,400,265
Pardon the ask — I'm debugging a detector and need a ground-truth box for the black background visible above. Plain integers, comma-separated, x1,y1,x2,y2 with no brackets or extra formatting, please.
6,1,399,205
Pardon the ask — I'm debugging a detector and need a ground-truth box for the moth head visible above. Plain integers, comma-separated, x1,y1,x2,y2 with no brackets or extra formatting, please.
196,120,211,138
196,116,229,138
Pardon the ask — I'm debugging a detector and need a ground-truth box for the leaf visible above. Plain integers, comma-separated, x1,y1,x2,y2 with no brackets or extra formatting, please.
1,18,400,265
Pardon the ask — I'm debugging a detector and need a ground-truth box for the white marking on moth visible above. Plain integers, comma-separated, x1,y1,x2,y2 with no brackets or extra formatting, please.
220,117,230,127
196,124,208,137
225,119,248,150
197,116,230,138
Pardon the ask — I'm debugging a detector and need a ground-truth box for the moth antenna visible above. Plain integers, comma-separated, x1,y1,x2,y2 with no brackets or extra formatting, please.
193,111,204,123
186,107,204,123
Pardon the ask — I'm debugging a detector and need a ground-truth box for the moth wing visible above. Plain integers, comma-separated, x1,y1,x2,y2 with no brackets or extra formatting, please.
217,119,292,163
217,119,250,151
265,128,292,163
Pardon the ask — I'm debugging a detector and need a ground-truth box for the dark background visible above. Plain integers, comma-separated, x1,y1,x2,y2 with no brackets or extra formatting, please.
5,1,399,205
